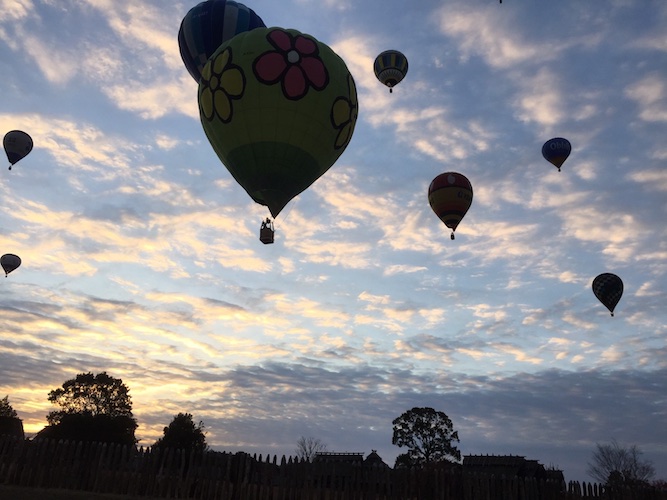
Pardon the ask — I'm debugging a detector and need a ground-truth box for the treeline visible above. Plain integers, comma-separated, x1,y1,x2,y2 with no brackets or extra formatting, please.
1,373,207,456
2,374,665,495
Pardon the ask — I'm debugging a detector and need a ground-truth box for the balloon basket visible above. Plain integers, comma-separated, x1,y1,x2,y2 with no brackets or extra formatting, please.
259,218,275,245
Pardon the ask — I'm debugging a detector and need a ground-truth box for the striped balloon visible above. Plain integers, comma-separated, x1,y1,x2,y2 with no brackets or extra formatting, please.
373,50,408,93
592,273,623,317
178,0,266,83
428,172,473,240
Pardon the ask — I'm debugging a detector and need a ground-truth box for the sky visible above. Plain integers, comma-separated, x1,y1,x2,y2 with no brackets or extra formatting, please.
1,0,666,484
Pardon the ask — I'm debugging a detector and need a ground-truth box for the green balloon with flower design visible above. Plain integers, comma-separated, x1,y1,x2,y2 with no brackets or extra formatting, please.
198,27,358,218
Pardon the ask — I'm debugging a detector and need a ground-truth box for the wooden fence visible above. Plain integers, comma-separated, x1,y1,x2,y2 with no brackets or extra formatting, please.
0,436,665,499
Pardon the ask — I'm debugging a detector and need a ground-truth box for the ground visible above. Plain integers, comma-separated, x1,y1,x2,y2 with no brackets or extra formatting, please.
0,485,162,500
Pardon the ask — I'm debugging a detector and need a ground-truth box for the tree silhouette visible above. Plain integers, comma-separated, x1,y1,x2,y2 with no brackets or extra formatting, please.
295,436,328,462
37,372,137,445
392,407,461,468
0,396,18,418
587,439,655,486
153,413,208,456
47,372,134,423
0,395,24,439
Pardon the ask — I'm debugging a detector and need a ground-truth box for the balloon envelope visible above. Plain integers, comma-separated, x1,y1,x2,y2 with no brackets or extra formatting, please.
428,172,473,237
1,254,21,276
592,273,623,316
4,130,33,167
178,0,266,83
373,50,408,91
198,27,358,218
542,137,571,171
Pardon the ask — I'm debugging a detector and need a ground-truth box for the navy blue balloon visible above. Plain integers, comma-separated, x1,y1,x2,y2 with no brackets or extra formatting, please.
178,0,265,83
542,137,571,172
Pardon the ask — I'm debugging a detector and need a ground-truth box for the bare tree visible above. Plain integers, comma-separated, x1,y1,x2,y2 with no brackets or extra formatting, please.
295,436,328,462
587,439,655,486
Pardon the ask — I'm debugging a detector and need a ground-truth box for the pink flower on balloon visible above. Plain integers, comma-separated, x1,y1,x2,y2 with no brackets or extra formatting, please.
253,29,329,100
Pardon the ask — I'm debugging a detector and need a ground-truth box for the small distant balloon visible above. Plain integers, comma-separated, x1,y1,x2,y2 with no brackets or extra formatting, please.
592,273,623,317
374,50,408,93
1,254,21,277
4,130,33,170
542,137,571,172
428,172,473,240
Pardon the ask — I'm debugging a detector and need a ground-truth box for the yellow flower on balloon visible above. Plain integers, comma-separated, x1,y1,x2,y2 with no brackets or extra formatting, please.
199,47,245,123
331,74,358,150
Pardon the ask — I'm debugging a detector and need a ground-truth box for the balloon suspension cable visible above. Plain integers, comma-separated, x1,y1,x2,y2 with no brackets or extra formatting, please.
274,198,297,231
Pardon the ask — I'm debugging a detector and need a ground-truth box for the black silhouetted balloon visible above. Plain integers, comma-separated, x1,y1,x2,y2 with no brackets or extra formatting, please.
592,273,623,317
4,130,33,170
1,254,21,277
428,172,473,240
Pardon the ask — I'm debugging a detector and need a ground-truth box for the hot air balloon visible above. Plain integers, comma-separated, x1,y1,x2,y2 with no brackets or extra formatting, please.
374,50,408,93
198,27,358,237
4,130,33,170
542,137,571,172
178,0,266,83
592,273,623,317
428,172,473,240
1,254,21,277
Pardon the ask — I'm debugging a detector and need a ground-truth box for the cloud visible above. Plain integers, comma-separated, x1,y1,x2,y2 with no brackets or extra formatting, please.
81,0,182,71
294,0,351,11
435,5,547,69
628,169,667,192
332,34,493,163
2,0,195,118
102,76,198,119
19,34,79,84
625,74,667,122
0,0,33,21
512,68,566,127
330,35,380,97
383,264,427,276
3,281,666,479
0,113,134,175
